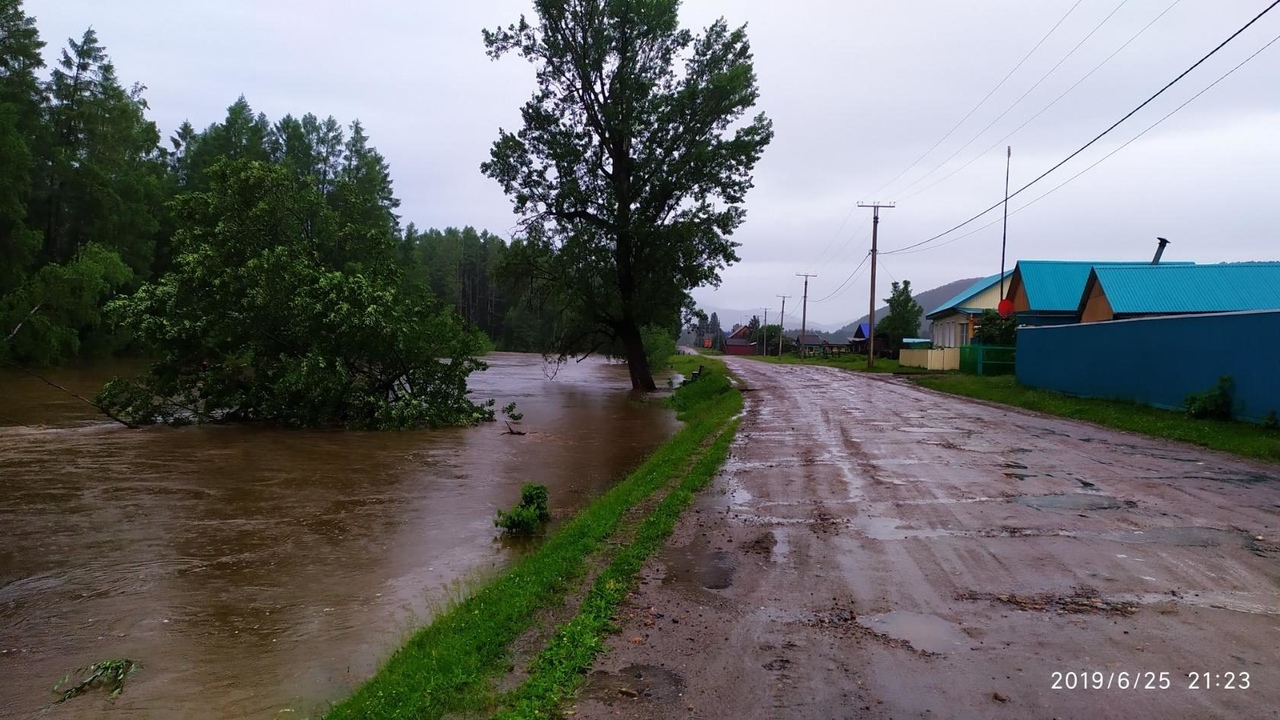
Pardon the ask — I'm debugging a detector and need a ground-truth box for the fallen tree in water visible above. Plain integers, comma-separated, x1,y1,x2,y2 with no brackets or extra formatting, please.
97,160,493,429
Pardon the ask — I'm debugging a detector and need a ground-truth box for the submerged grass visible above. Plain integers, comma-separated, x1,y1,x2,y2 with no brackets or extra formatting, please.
322,356,742,720
913,374,1280,464
52,659,138,704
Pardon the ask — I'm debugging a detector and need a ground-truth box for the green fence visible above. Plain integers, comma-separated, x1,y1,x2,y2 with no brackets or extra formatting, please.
959,345,1016,376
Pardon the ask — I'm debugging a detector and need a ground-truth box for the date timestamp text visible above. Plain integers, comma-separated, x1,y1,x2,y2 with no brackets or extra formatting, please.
1050,671,1250,690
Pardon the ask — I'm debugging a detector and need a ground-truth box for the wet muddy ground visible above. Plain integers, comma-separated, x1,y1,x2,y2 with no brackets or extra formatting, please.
574,359,1279,719
0,354,678,719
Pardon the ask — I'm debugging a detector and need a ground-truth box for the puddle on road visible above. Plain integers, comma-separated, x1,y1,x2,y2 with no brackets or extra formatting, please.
1111,527,1245,547
853,515,952,541
742,530,777,559
854,612,968,654
1013,494,1133,512
899,427,965,433
582,664,685,704
661,545,736,590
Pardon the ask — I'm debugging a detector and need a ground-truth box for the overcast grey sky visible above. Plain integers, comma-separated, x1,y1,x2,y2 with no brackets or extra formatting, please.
26,0,1280,326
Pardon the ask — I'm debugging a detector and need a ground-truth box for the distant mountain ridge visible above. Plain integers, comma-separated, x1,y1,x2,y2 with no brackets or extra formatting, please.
816,276,984,340
693,276,986,341
695,306,843,332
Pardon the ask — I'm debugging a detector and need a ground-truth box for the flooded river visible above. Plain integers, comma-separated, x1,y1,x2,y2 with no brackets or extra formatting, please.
0,353,679,719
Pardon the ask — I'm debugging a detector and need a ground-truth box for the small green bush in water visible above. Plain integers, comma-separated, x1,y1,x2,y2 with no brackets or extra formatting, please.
1184,375,1233,420
53,659,138,703
1263,410,1278,430
495,483,551,535
502,401,524,422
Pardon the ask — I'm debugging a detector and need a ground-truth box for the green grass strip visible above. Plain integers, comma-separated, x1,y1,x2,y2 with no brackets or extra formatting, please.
322,358,741,720
495,418,741,719
913,374,1280,464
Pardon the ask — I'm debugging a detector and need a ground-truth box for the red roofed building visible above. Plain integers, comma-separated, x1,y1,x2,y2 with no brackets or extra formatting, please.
724,325,755,355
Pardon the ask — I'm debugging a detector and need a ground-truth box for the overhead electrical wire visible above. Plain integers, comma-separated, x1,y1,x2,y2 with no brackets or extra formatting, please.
884,26,1280,258
858,0,1086,203
810,250,872,304
878,256,898,285
892,0,1133,200
809,204,865,269
812,223,872,270
899,0,1185,203
882,0,1280,256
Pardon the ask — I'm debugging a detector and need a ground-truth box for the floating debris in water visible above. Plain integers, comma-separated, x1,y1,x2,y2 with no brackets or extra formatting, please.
52,658,138,704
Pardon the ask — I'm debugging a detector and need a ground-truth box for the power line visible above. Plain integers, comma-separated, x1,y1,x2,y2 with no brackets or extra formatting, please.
810,204,863,269
899,0,1184,203
810,250,871,304
860,0,1085,202
885,27,1280,258
813,223,871,269
892,0,1133,200
878,255,898,284
884,0,1280,256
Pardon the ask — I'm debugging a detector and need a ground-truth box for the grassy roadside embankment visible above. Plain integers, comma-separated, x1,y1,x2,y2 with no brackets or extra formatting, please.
913,374,1280,464
322,354,742,720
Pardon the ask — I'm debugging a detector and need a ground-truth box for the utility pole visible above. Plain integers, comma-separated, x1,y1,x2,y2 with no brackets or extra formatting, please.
776,294,790,357
760,307,768,355
858,202,894,370
796,273,816,360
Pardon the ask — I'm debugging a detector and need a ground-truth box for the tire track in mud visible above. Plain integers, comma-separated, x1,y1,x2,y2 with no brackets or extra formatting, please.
571,359,1280,720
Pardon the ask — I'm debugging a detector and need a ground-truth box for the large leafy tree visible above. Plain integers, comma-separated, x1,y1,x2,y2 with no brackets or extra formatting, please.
98,159,492,429
876,280,923,348
482,0,773,390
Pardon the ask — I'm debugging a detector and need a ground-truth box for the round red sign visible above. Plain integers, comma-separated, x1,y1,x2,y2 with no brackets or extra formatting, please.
997,298,1014,318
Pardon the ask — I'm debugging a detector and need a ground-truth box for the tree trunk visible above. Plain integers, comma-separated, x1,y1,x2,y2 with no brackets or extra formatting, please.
618,321,656,392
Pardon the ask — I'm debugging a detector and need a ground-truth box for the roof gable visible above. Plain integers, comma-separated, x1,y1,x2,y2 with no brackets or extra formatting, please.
1015,260,1194,312
1086,262,1280,315
925,271,1011,319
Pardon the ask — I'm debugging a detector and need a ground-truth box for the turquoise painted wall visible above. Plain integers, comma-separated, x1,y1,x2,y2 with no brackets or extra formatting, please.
1016,310,1280,423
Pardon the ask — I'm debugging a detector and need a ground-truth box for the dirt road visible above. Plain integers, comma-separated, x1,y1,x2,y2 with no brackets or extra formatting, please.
572,359,1279,719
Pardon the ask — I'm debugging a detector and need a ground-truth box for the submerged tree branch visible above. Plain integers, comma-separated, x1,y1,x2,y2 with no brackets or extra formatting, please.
4,304,41,343
1,359,139,429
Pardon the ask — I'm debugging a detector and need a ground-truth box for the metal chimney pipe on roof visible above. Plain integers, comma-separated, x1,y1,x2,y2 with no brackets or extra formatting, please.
1152,237,1170,264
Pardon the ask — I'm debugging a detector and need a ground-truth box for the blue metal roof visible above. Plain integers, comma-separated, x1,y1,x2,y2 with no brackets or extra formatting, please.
1016,260,1193,312
925,271,1012,319
1090,262,1280,314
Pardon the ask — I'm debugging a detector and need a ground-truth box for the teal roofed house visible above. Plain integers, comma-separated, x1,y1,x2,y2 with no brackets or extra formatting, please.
1079,262,1280,322
924,271,1011,347
1005,260,1194,326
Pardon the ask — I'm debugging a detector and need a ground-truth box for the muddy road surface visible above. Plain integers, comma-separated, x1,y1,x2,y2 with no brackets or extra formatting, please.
575,359,1279,720
0,354,678,719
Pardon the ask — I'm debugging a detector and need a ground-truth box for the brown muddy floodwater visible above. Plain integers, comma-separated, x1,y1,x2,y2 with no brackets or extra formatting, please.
0,353,679,719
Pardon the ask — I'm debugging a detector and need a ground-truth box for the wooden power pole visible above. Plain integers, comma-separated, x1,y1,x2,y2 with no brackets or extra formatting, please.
776,294,790,357
858,202,894,370
796,273,816,360
759,307,768,355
